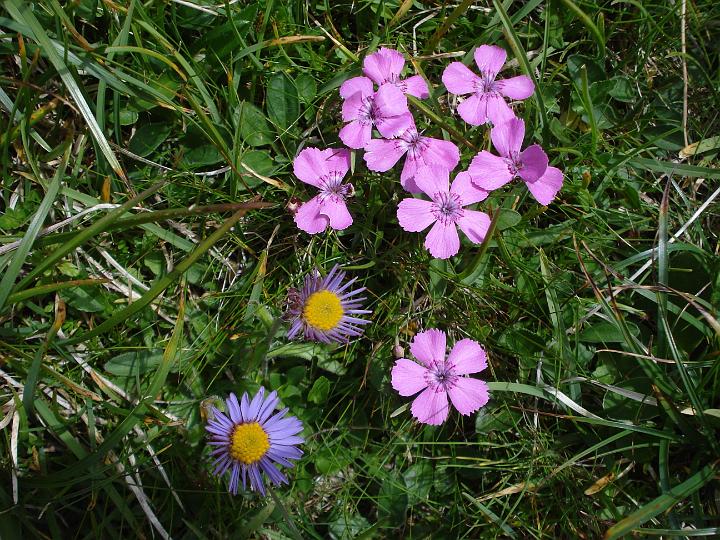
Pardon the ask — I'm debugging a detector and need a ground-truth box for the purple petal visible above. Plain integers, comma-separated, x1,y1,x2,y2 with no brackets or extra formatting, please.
363,47,405,85
450,171,489,205
391,359,430,396
525,165,563,205
294,196,328,234
410,329,447,366
468,151,513,190
374,83,409,118
518,144,549,183
421,137,460,173
376,111,413,139
339,76,374,99
247,387,265,420
402,75,430,99
491,117,525,158
227,393,242,423
339,120,372,149
495,75,534,100
457,209,491,244
474,45,506,79
293,147,327,187
341,91,366,122
457,93,488,126
411,387,450,425
424,221,460,259
364,138,406,172
485,93,516,126
414,164,450,198
400,156,422,193
447,339,487,375
442,62,478,95
319,198,353,230
447,377,489,415
397,198,436,232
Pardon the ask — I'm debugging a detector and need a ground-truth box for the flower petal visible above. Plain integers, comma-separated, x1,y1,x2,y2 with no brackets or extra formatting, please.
410,328,447,366
491,117,525,158
485,93,516,126
457,209,491,244
339,120,372,149
451,171,489,205
421,137,460,173
391,359,430,396
525,166,563,205
294,196,327,234
324,148,351,178
411,387,450,425
400,156,422,193
363,47,405,85
495,75,534,100
425,220,460,259
397,198,436,232
414,164,450,198
293,147,328,187
374,83,409,118
339,76,374,99
376,112,414,139
341,91,367,122
468,151,513,190
364,138,406,172
474,45,506,79
319,198,353,230
442,62,478,95
448,377,489,415
402,75,430,99
447,339,487,375
457,93,488,126
518,144,548,183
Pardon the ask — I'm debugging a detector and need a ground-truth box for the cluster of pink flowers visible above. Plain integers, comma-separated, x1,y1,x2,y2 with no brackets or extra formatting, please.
288,44,565,425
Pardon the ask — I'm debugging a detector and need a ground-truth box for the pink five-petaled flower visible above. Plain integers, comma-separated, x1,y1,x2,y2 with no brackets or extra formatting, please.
364,119,460,193
339,79,413,149
397,164,491,259
361,47,429,99
391,329,490,425
468,117,563,206
442,44,534,126
293,147,354,234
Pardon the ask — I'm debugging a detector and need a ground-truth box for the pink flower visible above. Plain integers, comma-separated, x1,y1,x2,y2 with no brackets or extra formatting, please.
391,329,490,425
442,44,534,126
468,117,563,205
364,119,460,193
396,165,491,259
339,79,413,149
361,47,429,99
293,147,354,234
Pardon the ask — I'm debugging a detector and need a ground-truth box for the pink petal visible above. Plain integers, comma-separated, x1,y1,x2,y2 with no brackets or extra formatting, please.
425,221,460,259
319,198,352,230
293,147,328,187
413,164,450,198
339,76,374,99
391,359,429,396
485,93,516,126
363,47,405,85
402,75,430,99
364,138,406,172
400,156,422,193
421,138,460,173
518,144,548,183
474,45,506,79
457,93,488,126
294,196,327,234
490,117,525,158
447,339,487,375
468,151,513,190
410,328,447,366
450,171,489,205
376,111,414,139
411,387,449,425
339,120,372,149
495,75,534,100
525,166,563,206
397,198,436,232
447,377,489,415
324,148,351,178
374,83,409,118
341,91,366,122
457,209,491,244
442,62,478,95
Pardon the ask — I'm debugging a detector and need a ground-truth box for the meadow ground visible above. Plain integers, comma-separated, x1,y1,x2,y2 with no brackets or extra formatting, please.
1,1,719,538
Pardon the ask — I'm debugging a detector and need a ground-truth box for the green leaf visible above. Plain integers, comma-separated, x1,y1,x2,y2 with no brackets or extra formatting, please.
266,72,299,132
496,209,522,231
236,101,274,146
308,376,331,404
403,462,433,505
104,350,166,377
129,123,171,157
579,321,641,343
63,286,106,313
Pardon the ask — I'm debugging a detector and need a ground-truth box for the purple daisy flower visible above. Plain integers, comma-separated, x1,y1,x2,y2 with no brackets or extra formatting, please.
286,264,372,343
206,387,304,496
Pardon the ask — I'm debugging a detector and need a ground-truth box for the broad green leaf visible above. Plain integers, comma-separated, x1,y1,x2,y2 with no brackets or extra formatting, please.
266,72,299,132
129,123,171,157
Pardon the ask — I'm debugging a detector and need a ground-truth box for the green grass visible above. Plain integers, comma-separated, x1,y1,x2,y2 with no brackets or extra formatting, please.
1,0,719,538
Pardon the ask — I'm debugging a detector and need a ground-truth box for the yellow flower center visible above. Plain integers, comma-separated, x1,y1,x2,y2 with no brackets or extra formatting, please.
303,290,344,331
229,422,270,465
